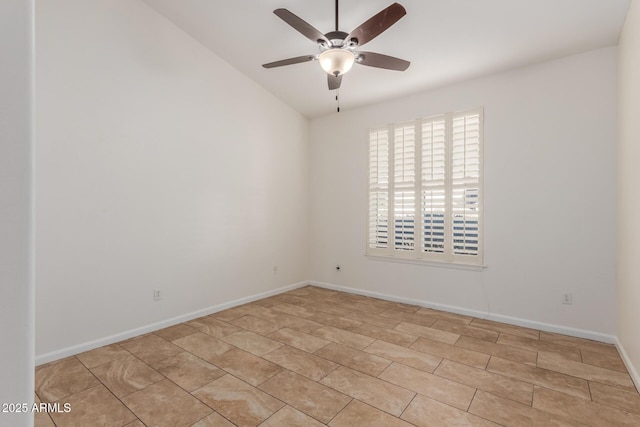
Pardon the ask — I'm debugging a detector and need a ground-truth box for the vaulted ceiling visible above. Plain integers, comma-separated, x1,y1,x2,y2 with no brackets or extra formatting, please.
143,0,630,118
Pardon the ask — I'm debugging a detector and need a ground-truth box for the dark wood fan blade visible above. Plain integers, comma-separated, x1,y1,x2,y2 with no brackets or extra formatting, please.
262,55,317,68
274,9,330,45
346,3,406,47
357,52,410,71
328,74,342,90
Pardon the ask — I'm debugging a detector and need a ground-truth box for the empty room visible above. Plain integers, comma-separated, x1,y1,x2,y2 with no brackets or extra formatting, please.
2,0,640,426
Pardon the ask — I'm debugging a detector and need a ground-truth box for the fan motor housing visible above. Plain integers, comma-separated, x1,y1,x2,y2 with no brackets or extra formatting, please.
323,31,352,48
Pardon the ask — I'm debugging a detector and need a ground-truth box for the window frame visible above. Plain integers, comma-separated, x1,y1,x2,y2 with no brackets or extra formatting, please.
366,108,484,268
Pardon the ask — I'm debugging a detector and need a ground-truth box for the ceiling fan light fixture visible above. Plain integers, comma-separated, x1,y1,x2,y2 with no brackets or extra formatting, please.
263,2,410,92
319,48,355,76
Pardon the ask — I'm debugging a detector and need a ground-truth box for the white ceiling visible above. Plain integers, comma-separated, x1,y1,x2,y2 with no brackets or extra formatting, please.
143,0,630,118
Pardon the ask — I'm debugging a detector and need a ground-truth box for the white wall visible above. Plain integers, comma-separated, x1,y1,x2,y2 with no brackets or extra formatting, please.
33,0,626,369
0,0,34,426
35,0,309,359
618,0,640,384
309,47,618,337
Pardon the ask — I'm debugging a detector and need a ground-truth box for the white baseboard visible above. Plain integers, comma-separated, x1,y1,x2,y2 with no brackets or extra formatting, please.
615,338,640,392
309,281,618,344
35,281,309,366
38,278,635,388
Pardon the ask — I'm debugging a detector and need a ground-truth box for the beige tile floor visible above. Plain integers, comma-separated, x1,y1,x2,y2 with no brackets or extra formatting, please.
34,285,640,426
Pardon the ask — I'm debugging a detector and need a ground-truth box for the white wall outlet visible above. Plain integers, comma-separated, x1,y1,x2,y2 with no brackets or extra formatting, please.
153,289,162,301
562,293,573,305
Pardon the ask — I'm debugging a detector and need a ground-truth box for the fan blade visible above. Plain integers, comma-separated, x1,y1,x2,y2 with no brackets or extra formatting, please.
346,3,406,47
328,74,342,90
274,9,330,45
357,52,410,71
262,55,317,68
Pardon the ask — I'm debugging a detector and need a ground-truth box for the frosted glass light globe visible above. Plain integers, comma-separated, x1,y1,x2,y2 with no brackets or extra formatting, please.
319,49,355,76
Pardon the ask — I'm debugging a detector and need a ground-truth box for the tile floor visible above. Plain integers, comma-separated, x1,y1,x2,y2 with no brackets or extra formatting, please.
34,285,640,426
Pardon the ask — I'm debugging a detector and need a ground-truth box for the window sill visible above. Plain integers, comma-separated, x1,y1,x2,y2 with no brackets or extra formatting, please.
365,254,487,271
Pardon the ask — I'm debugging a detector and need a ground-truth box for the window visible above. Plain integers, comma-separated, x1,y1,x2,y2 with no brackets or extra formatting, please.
367,108,483,266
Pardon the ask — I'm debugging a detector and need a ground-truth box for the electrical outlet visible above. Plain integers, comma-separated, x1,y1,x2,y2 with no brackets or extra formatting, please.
153,289,162,301
562,293,572,305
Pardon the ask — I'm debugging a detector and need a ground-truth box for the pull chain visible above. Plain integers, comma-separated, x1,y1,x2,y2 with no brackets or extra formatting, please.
336,88,340,112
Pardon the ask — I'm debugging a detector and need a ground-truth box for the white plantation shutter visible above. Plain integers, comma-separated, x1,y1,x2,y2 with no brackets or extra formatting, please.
367,108,483,265
451,112,481,259
368,128,390,251
393,123,417,252
421,117,447,257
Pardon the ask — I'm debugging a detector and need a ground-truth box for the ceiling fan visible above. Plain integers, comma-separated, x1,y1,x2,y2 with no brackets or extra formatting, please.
262,0,410,91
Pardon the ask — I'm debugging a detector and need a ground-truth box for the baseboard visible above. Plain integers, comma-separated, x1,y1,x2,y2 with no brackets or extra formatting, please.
615,338,640,392
35,281,309,366
309,281,618,344
37,278,631,377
